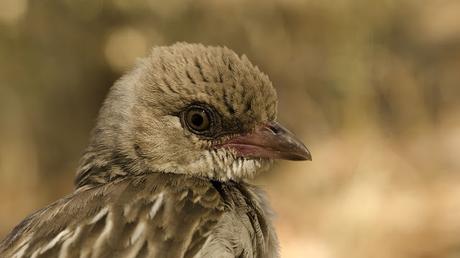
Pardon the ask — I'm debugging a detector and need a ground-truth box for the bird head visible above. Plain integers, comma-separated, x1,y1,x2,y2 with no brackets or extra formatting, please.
76,43,310,188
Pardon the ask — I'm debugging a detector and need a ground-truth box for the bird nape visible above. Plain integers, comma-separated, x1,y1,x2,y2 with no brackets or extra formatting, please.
0,43,311,258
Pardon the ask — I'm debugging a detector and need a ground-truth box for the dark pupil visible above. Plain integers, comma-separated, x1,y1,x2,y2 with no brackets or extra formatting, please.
184,107,211,133
191,113,204,127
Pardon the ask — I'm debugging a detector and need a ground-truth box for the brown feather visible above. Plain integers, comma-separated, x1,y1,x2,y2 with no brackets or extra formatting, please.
1,43,283,258
0,173,277,258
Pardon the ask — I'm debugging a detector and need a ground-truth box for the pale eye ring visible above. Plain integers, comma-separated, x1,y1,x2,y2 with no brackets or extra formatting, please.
185,108,210,132
180,103,224,137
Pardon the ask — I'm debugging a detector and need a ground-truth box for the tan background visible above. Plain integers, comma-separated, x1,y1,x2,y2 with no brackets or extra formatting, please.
1,0,460,257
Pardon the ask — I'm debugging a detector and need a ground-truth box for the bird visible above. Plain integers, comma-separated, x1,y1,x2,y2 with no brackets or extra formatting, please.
0,43,311,258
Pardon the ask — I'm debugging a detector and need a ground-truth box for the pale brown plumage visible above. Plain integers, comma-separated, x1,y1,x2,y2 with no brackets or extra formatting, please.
0,43,310,258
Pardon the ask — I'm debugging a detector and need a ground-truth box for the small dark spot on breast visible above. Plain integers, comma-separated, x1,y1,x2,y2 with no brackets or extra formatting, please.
210,180,227,202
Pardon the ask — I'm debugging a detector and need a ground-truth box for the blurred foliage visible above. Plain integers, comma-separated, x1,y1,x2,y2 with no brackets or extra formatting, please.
1,0,460,257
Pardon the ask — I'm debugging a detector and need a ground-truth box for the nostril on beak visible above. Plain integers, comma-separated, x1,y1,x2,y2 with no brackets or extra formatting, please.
266,124,280,135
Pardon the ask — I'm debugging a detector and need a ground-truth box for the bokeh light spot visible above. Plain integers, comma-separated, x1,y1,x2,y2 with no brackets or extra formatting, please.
0,0,28,25
104,27,148,72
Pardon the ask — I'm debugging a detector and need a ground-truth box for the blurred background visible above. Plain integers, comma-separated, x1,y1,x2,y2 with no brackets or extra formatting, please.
1,0,460,257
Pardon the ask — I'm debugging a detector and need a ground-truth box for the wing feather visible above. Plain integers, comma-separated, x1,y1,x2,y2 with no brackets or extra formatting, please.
0,173,225,258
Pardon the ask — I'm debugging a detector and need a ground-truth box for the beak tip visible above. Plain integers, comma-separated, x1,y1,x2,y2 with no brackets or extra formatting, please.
284,145,312,161
300,149,312,161
293,143,312,161
219,121,313,162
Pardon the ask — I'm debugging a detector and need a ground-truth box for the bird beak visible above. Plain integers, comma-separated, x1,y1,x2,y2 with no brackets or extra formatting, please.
219,121,312,161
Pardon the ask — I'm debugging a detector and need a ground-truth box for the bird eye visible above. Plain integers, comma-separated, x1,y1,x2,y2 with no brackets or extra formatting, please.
184,107,211,133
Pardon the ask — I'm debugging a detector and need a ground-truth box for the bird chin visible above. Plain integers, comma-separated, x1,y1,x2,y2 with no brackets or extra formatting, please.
147,150,273,181
221,156,273,181
202,149,273,181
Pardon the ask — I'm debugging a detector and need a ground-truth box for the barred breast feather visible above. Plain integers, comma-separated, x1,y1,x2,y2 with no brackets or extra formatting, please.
0,173,278,258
